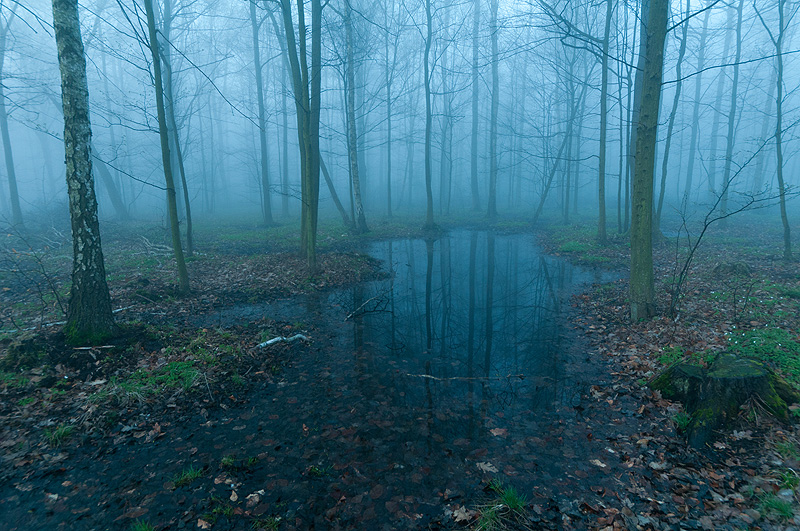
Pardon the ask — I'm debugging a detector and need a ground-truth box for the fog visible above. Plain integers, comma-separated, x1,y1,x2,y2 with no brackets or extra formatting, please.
1,0,798,232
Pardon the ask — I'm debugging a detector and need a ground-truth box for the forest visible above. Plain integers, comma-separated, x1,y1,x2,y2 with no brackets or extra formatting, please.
1,0,800,529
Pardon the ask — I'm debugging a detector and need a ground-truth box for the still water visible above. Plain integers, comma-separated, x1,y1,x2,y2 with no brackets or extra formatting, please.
201,229,621,527
333,230,617,421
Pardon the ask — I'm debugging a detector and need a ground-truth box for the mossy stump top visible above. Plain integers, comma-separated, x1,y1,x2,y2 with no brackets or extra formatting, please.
650,353,800,448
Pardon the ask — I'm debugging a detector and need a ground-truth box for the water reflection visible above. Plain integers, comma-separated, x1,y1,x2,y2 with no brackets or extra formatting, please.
344,230,614,440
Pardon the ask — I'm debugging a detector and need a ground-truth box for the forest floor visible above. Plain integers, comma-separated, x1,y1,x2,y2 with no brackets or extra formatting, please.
1,214,799,530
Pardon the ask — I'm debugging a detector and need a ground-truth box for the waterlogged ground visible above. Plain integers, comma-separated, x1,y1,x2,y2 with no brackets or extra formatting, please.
2,225,800,530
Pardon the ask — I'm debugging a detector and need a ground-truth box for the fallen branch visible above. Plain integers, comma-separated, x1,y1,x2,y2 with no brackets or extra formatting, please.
257,334,309,348
405,373,526,382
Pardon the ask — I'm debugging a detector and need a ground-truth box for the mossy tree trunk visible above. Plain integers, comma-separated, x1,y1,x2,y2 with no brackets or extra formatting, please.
629,0,667,321
52,0,114,344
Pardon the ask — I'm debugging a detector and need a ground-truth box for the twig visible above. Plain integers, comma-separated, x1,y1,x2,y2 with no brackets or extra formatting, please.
345,295,382,321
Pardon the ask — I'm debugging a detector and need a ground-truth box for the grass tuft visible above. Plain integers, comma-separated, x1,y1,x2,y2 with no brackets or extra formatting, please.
173,465,203,488
44,424,73,447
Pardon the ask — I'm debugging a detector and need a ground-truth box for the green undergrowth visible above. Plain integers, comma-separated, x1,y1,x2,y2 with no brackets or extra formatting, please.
90,360,199,403
727,327,800,388
658,346,715,367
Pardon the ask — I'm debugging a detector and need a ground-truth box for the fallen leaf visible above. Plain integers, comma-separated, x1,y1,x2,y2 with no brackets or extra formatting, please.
197,518,212,529
476,462,498,473
230,490,238,502
490,428,508,437
453,506,476,523
590,459,607,468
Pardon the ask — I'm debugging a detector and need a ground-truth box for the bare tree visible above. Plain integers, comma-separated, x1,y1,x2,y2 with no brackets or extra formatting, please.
144,0,190,294
0,2,22,226
756,0,798,261
250,0,274,226
278,0,322,268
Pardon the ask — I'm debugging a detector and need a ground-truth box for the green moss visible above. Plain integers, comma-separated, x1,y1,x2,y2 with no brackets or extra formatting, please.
64,321,113,347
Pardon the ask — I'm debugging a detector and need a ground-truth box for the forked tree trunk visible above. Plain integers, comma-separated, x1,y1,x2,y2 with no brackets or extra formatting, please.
279,0,322,270
144,0,189,294
161,0,193,255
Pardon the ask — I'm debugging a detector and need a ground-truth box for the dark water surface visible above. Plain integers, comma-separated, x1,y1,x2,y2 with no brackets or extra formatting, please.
3,230,626,530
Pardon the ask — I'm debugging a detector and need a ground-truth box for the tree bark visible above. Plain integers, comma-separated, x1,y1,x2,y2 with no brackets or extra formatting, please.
706,8,734,202
656,0,689,233
487,0,499,221
422,0,435,230
384,0,393,219
344,0,368,233
630,0,668,321
597,0,613,243
52,0,114,342
250,0,274,226
720,0,744,225
774,0,792,260
279,0,321,269
681,3,711,209
161,0,193,255
470,0,481,211
144,0,189,294
0,6,22,227
320,156,352,229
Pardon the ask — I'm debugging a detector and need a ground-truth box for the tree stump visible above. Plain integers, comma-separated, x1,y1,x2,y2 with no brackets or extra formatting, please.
650,353,800,448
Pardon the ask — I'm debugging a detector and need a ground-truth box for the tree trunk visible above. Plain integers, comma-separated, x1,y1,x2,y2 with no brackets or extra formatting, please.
720,0,744,225
422,0,435,230
751,67,776,194
0,7,23,227
470,0,481,211
630,0,667,321
320,156,352,229
597,0,613,243
144,0,189,294
656,0,689,233
707,8,734,202
384,0,393,219
774,0,792,260
160,0,193,255
344,0,368,233
250,0,274,226
681,3,711,209
52,0,114,343
487,0,499,220
280,0,322,269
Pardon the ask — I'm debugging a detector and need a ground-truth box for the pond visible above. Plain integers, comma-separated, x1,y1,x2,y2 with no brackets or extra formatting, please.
200,230,621,528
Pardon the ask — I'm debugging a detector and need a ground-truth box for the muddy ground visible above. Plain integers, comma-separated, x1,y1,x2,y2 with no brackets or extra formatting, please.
1,217,800,530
